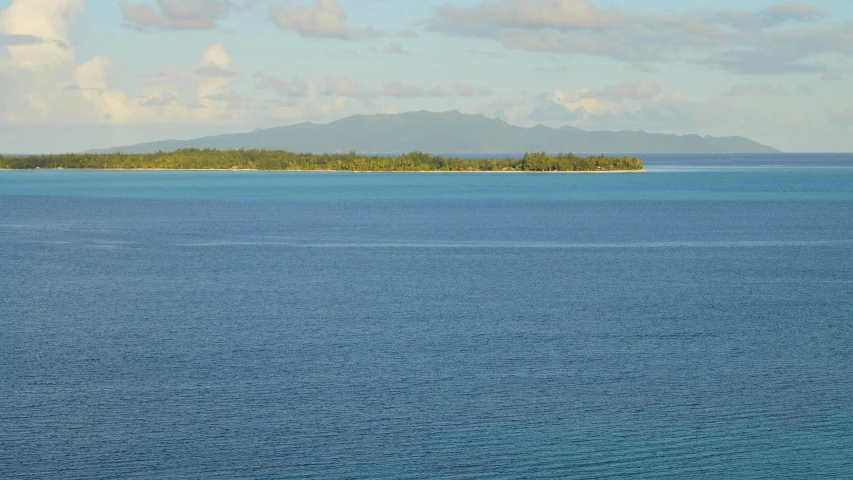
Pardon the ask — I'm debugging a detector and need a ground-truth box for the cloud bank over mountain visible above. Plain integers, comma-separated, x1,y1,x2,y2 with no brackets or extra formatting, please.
0,0,851,153
90,110,779,154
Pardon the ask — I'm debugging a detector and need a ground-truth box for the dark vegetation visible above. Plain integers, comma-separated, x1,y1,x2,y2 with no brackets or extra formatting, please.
0,149,643,171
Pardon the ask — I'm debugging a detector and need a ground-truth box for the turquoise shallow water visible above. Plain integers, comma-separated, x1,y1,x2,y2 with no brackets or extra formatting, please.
2,167,853,202
1,154,852,478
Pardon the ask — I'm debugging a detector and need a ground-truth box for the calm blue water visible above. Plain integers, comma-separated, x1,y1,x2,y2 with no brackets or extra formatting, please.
2,154,853,479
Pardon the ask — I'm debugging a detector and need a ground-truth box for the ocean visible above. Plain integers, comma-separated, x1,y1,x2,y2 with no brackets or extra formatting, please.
1,154,852,478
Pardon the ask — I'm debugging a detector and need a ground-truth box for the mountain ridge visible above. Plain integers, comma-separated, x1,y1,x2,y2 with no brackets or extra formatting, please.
89,110,779,154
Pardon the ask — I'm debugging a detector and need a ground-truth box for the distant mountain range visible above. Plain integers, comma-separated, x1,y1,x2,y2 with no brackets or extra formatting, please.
90,110,779,154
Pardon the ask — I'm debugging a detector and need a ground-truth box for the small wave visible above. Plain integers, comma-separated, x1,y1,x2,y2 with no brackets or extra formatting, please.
177,239,853,249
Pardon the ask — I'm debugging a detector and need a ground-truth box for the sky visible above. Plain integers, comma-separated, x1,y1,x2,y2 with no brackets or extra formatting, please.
0,0,852,153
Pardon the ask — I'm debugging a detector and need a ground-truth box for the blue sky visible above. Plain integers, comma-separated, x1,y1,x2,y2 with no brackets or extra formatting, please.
1,0,851,152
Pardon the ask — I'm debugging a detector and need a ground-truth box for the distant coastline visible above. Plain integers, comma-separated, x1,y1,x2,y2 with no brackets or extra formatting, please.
0,149,644,172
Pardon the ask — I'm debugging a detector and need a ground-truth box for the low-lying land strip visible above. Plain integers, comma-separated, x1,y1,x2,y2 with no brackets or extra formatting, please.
0,149,643,172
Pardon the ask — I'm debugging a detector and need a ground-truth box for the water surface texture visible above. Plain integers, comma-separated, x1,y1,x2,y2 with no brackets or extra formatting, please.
2,154,853,478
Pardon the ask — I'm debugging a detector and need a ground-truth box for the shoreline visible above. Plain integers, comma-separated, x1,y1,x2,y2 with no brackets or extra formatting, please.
2,150,643,172
0,168,644,173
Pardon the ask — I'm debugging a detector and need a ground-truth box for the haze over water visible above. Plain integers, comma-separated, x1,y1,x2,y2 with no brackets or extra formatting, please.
2,154,852,478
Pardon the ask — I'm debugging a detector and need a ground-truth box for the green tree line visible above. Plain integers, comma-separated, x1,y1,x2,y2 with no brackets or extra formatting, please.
0,149,643,172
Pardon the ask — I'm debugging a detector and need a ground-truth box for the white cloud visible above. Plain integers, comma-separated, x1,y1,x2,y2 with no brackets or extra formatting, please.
0,0,87,125
526,81,724,132
122,0,248,31
252,71,295,95
0,0,247,128
195,43,239,115
726,84,792,96
323,75,379,98
597,81,662,101
534,81,667,123
450,82,494,97
383,81,426,98
761,3,824,23
67,43,244,124
0,0,83,69
0,33,66,47
196,42,239,76
253,72,495,101
428,1,852,75
73,56,172,123
268,0,379,39
435,0,621,30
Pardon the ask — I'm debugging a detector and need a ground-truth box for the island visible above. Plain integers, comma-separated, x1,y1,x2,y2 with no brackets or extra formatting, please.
0,149,643,172
86,111,778,155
